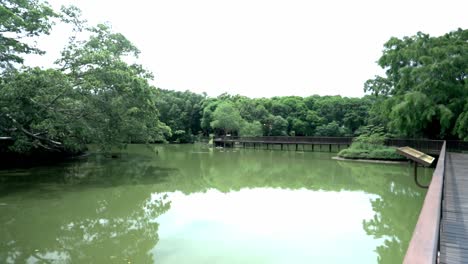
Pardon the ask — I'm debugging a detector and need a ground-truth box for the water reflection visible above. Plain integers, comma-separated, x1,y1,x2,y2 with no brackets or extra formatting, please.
0,144,429,263
153,189,380,263
0,186,171,263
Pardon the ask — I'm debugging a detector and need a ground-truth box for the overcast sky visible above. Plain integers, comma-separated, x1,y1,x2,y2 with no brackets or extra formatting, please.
26,0,468,98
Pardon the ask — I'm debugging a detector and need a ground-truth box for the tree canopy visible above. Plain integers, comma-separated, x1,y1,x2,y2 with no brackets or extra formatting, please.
0,3,170,156
0,0,57,70
210,102,243,135
198,94,372,137
365,29,468,139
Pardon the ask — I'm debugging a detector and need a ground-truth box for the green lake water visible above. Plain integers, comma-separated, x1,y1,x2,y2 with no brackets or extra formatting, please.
0,144,432,263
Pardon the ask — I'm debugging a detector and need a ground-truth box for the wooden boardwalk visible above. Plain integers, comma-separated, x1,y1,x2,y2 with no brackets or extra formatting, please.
440,152,468,264
214,136,455,154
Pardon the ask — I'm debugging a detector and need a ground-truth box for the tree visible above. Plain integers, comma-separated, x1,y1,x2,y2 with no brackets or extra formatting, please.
239,121,263,136
200,100,219,134
291,118,307,136
305,110,323,135
210,102,243,135
315,121,345,137
1,23,171,155
269,115,288,136
155,89,205,142
364,29,468,139
199,93,372,138
0,0,58,70
0,68,86,153
58,24,170,150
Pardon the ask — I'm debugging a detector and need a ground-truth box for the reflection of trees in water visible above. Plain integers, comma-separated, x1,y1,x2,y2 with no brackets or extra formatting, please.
340,162,428,264
0,155,172,263
0,154,177,197
0,191,170,263
195,151,428,264
0,145,430,263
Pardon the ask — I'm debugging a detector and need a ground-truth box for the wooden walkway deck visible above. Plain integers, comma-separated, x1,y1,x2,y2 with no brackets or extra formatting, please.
214,136,455,154
440,153,468,264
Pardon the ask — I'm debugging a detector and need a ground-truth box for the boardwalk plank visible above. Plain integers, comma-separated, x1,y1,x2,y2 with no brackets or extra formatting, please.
440,153,468,264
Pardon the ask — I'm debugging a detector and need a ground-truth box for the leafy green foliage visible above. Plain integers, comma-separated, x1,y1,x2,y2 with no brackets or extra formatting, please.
338,148,403,161
368,149,403,160
352,133,386,149
0,68,86,153
239,121,263,136
0,0,57,70
338,134,405,160
315,121,347,137
268,115,288,136
57,23,169,151
200,94,373,137
1,14,170,155
155,89,205,143
455,102,468,140
365,29,468,139
210,102,243,135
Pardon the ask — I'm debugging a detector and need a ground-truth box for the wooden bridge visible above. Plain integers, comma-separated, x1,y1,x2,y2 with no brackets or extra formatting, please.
215,136,468,263
214,136,466,154
214,136,353,152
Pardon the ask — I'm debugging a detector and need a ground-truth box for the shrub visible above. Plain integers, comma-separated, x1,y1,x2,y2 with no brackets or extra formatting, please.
338,147,404,160
351,134,386,150
338,133,406,161
338,149,369,159
368,148,406,160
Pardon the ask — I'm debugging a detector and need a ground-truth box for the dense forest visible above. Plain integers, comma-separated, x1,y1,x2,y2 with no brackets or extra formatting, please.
155,89,375,141
0,0,467,158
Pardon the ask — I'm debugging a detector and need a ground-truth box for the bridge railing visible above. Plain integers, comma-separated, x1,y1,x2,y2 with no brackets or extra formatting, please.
214,136,468,153
215,136,354,144
446,140,468,153
403,141,446,264
385,139,444,154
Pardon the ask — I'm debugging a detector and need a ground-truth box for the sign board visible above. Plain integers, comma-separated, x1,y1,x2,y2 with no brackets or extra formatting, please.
396,146,435,167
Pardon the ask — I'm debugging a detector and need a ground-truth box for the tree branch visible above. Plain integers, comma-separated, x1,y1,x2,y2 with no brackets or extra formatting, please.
5,113,63,147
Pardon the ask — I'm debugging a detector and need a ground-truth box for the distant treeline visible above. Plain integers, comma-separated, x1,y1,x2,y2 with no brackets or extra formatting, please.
156,90,374,142
0,0,466,157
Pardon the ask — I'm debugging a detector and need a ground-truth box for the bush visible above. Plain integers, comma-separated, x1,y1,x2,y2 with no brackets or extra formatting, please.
337,149,369,159
368,148,406,160
337,133,406,161
351,134,386,150
171,130,194,143
338,147,404,160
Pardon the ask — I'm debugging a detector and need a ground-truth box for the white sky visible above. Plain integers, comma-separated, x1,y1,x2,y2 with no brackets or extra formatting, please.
25,0,468,98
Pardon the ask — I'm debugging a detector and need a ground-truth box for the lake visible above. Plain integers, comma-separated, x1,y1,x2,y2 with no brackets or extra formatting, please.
0,144,431,263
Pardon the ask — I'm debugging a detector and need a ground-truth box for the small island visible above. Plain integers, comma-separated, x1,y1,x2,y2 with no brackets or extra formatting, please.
337,132,406,162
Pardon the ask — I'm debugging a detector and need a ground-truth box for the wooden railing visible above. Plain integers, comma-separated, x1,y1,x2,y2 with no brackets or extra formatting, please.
214,136,468,153
446,140,468,153
215,136,354,144
403,141,446,264
385,139,444,154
